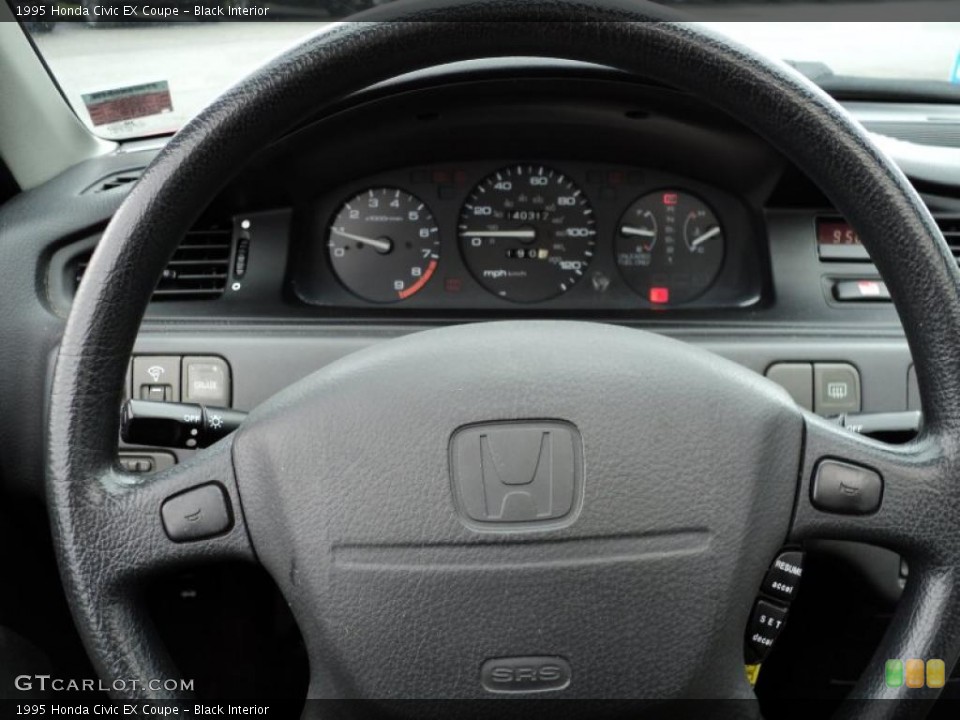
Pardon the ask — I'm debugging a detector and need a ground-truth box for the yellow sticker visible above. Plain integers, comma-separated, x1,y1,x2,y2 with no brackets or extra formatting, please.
745,664,761,687
927,659,946,689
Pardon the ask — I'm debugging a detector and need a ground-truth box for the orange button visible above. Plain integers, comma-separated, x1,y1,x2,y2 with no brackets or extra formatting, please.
905,659,925,688
927,659,946,689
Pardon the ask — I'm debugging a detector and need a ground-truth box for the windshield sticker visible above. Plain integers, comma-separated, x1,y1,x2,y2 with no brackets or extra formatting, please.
81,81,173,127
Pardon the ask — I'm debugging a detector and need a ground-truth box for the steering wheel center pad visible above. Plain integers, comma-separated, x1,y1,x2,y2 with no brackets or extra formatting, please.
234,320,800,698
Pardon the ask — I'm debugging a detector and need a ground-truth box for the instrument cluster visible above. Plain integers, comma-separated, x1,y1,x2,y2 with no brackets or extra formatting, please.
295,161,763,314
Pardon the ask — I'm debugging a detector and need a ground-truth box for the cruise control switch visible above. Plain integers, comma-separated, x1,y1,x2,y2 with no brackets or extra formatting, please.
121,400,247,449
746,599,788,664
761,551,804,603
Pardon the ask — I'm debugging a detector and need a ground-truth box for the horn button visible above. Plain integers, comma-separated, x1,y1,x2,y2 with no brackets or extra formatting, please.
450,421,584,531
232,322,801,699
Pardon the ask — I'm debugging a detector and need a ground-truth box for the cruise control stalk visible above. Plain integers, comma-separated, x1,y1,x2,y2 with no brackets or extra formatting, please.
121,400,247,450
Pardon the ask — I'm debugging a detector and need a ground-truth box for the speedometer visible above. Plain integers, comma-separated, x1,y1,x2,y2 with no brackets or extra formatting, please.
458,165,597,303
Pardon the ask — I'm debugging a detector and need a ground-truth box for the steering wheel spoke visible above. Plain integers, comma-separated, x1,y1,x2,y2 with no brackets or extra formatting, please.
55,436,255,610
49,435,254,698
116,438,253,576
791,415,960,561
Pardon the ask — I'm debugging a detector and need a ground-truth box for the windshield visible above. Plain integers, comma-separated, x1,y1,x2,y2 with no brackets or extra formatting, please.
13,2,960,140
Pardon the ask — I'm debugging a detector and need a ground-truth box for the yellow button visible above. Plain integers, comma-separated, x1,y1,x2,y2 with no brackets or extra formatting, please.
927,659,946,689
905,659,925,688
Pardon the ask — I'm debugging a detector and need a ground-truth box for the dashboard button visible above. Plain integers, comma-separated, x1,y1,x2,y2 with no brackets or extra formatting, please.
832,279,890,302
765,363,813,411
141,384,172,402
119,452,175,474
234,237,250,278
814,363,861,414
183,356,231,407
812,460,882,515
761,551,804,602
132,356,181,403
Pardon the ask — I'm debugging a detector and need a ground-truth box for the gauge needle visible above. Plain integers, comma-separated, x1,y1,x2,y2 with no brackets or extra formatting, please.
331,228,392,253
690,227,722,248
459,229,537,239
620,225,657,238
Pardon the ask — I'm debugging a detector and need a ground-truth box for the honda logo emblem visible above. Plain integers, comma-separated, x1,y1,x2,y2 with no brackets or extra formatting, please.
450,421,583,529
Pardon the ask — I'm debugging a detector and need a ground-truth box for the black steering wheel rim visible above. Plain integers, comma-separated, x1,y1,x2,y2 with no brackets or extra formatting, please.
48,2,960,715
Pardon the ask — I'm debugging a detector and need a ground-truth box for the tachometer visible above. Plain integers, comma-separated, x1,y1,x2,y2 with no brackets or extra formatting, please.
327,188,440,303
459,165,597,303
615,190,724,305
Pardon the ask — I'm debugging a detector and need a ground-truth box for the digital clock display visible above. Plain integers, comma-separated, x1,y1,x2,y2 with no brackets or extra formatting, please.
817,219,870,261
818,220,860,246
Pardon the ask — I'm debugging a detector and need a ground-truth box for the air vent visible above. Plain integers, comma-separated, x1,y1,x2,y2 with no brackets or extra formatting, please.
864,123,960,149
82,168,146,194
75,220,233,301
936,216,960,261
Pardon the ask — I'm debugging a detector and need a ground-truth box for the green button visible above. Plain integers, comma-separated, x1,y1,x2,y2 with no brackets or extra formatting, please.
885,659,904,688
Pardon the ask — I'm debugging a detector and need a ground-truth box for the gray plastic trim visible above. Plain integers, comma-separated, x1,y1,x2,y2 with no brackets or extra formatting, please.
126,326,914,416
0,8,115,189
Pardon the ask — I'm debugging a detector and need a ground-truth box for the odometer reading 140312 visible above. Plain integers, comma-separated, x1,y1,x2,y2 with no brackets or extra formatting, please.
458,165,597,303
327,188,440,303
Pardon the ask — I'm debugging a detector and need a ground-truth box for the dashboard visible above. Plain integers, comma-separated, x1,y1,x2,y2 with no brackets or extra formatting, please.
294,160,762,311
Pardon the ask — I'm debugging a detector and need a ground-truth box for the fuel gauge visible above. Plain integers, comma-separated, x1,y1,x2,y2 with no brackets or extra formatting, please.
615,190,724,305
619,209,658,253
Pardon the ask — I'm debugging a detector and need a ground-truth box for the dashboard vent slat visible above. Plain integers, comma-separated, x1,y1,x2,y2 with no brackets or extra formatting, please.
74,220,234,302
936,216,960,261
82,168,146,194
864,122,960,149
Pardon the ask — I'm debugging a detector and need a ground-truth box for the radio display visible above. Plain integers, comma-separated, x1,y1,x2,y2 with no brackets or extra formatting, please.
817,219,870,261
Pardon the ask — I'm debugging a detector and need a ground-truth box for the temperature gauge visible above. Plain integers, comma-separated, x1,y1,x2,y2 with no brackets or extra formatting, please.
615,190,724,305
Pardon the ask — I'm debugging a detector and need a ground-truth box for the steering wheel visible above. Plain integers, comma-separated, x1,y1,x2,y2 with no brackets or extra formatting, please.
48,1,960,715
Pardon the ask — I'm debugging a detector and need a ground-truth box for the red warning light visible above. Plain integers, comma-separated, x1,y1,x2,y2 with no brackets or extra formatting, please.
649,287,670,304
662,193,679,206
